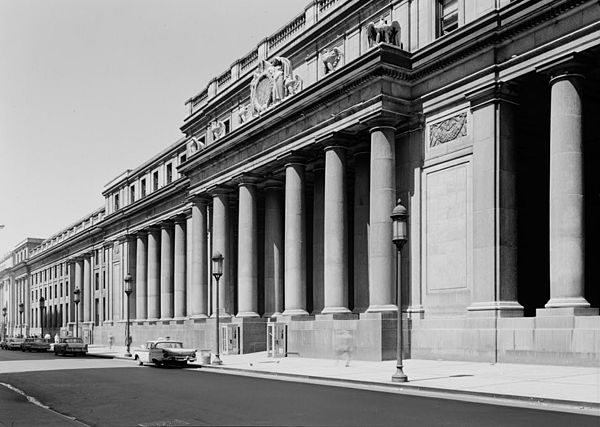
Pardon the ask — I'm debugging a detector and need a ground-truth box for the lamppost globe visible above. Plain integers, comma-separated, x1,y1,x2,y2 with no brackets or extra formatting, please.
124,273,133,357
211,252,224,365
391,198,409,383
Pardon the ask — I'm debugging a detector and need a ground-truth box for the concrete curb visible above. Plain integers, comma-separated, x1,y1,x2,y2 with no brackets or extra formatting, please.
197,364,600,413
87,351,599,413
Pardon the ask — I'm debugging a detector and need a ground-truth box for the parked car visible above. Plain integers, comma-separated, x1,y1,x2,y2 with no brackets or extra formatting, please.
54,337,87,356
21,337,51,352
133,338,196,367
7,338,25,350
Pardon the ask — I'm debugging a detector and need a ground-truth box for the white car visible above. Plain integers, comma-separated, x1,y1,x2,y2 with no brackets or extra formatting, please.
133,338,197,367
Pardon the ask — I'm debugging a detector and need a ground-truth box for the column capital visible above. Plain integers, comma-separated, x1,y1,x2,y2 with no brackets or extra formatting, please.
186,193,211,205
160,220,174,230
260,177,284,190
173,214,187,225
232,172,262,187
277,151,308,166
359,111,401,133
135,229,148,238
536,53,588,81
314,131,352,148
207,184,234,196
465,81,520,111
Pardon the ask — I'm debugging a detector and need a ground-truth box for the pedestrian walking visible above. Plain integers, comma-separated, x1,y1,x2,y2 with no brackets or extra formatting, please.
108,333,114,350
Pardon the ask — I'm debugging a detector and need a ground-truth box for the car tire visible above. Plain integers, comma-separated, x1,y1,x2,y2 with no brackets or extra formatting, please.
135,356,143,366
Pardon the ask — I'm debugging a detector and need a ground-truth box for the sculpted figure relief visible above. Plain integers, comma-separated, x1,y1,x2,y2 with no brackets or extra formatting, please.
248,56,303,118
365,17,402,48
322,47,343,74
209,120,226,141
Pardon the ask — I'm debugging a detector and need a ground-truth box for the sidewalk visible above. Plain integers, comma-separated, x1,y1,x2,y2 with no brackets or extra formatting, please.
88,345,600,415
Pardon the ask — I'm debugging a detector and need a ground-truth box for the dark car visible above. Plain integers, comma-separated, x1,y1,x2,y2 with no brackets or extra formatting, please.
21,337,51,352
7,338,25,350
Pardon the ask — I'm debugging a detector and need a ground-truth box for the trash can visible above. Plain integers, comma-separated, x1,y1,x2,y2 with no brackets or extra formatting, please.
200,350,211,365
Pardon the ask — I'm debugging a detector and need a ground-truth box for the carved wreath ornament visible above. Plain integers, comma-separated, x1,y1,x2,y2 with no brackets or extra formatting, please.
429,112,468,147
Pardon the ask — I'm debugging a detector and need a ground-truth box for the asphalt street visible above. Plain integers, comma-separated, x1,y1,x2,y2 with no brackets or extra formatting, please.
0,350,597,427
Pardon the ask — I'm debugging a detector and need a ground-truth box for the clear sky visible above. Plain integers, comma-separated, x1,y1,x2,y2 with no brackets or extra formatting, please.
0,0,309,256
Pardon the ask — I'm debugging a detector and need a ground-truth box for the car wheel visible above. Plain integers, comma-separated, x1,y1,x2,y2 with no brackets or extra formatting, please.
135,356,143,366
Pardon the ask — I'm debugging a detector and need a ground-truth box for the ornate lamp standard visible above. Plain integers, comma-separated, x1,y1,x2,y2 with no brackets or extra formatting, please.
211,252,224,365
73,287,81,338
391,199,409,383
2,306,7,342
124,273,133,357
39,297,45,339
18,303,24,338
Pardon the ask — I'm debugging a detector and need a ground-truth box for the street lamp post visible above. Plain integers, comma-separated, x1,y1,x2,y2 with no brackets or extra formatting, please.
39,297,45,339
73,287,80,338
391,199,409,383
211,252,224,365
18,303,24,338
2,306,7,342
124,274,133,357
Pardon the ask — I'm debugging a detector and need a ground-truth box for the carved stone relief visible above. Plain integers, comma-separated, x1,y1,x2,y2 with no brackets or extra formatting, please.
429,112,468,148
365,17,402,48
209,120,226,141
188,136,205,154
245,56,303,120
322,47,343,74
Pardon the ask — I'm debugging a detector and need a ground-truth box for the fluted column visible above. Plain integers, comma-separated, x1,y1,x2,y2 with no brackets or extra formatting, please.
353,150,370,313
283,158,308,316
367,124,397,312
160,223,174,319
174,216,186,318
136,232,148,320
264,181,284,317
323,144,350,314
312,166,325,314
546,63,589,308
147,227,161,319
237,179,259,317
190,199,209,318
212,190,230,316
83,255,92,322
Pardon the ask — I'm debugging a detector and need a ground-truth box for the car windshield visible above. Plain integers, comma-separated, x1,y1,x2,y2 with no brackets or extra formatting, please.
156,342,183,349
64,338,83,343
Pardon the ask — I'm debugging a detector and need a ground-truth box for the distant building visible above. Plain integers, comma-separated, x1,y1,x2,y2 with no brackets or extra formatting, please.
3,0,599,366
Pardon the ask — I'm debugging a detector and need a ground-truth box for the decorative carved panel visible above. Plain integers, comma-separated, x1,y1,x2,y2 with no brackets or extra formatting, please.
429,112,467,148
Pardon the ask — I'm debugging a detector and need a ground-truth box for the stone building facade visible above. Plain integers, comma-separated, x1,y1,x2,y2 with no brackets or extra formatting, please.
2,0,599,366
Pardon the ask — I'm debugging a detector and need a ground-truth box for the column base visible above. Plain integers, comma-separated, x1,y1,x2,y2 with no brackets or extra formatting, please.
282,308,309,317
467,301,524,318
189,314,209,320
315,313,358,321
536,306,599,317
210,312,232,318
236,311,260,318
544,297,591,309
365,304,398,313
406,305,425,319
321,306,352,315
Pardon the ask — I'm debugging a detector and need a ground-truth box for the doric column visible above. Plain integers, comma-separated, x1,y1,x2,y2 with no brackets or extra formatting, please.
264,180,284,317
545,61,589,308
160,222,174,319
173,216,186,318
367,123,397,312
466,83,523,316
237,178,259,317
147,227,161,319
322,143,350,314
190,198,209,318
283,157,309,316
353,150,370,313
136,232,148,320
311,166,325,315
212,189,230,316
83,255,92,322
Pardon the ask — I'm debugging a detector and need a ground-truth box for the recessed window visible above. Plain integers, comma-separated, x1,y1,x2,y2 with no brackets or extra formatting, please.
223,119,230,134
130,185,136,203
153,171,159,191
166,164,173,184
438,0,458,36
181,154,187,163
141,179,147,197
114,193,120,210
